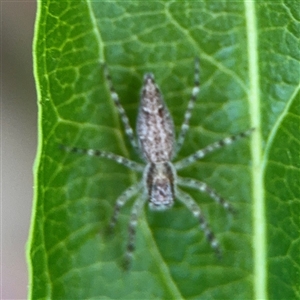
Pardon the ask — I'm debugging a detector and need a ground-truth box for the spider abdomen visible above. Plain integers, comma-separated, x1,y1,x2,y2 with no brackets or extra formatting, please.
137,73,175,163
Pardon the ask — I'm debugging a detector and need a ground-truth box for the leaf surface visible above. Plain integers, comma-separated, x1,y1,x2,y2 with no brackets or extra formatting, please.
29,1,300,299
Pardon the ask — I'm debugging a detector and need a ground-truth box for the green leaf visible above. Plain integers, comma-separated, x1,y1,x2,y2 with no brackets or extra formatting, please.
28,1,300,299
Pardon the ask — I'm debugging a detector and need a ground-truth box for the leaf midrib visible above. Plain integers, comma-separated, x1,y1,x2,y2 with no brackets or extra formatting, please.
245,2,267,300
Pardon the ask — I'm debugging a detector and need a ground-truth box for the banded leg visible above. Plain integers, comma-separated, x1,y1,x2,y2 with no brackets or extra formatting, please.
123,195,147,270
108,181,143,232
176,188,221,258
177,177,235,213
61,145,144,172
175,128,254,170
103,63,140,154
176,57,200,154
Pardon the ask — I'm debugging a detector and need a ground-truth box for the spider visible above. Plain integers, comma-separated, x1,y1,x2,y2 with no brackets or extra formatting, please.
63,58,253,269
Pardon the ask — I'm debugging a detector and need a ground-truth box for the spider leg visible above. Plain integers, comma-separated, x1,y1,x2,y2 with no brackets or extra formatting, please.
108,181,143,232
61,145,144,172
177,177,235,213
123,194,147,270
176,188,221,258
103,63,140,154
176,57,200,154
175,128,254,170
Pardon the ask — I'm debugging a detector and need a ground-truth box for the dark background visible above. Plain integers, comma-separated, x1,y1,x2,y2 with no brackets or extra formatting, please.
2,1,37,299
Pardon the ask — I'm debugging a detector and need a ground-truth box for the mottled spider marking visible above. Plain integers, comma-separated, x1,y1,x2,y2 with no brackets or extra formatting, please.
136,73,175,162
63,58,253,269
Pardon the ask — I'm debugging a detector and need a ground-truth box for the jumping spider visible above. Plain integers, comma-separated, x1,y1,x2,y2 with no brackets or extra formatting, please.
63,58,253,268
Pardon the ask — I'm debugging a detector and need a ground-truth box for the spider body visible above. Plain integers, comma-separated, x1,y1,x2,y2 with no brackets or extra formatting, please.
63,58,253,268
138,73,177,210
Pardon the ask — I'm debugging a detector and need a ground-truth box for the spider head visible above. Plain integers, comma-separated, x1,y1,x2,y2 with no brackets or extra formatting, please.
145,162,176,211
